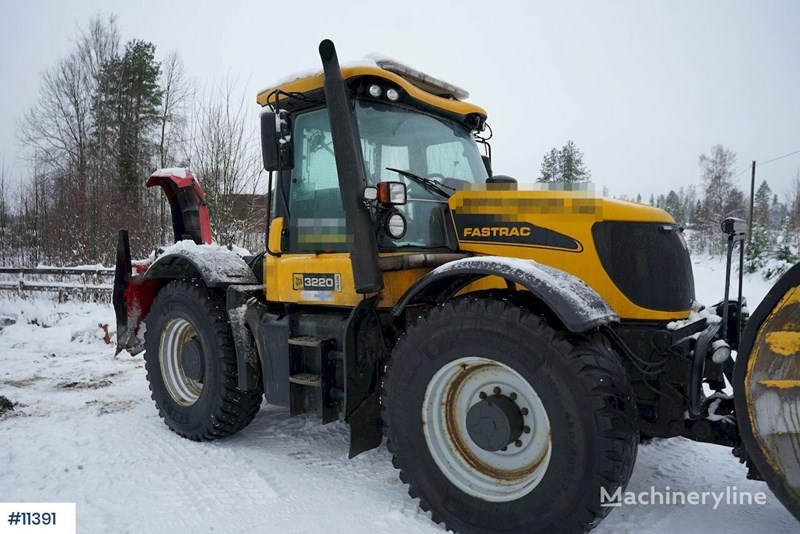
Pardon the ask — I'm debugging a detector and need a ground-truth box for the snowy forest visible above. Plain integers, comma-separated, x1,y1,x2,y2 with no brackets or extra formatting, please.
1,14,799,282
0,14,266,267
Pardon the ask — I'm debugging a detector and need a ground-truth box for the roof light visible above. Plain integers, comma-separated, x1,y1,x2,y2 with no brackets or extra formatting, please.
386,88,400,101
368,84,382,97
367,54,470,100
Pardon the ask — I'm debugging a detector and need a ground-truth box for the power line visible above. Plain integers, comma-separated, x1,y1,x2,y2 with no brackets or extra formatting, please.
757,148,800,167
734,148,800,178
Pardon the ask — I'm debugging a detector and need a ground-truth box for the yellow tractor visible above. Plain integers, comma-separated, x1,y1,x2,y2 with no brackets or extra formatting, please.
113,40,800,533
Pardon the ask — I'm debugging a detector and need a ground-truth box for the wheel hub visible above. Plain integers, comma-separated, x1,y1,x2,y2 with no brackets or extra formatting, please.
422,357,552,502
466,394,524,451
180,339,204,381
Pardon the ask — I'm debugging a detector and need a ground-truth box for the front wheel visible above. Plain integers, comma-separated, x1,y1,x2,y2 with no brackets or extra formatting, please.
143,281,263,440
382,296,638,534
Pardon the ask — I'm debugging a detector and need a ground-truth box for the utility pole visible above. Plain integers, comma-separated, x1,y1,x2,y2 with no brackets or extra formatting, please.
748,160,756,247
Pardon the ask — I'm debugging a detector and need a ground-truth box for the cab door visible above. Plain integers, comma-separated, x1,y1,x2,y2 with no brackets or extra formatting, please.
265,107,363,307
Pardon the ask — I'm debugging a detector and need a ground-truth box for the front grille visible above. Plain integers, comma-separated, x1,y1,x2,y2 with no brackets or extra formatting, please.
592,222,694,312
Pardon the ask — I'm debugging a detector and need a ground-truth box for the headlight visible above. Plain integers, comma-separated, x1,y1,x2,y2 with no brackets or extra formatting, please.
385,212,407,239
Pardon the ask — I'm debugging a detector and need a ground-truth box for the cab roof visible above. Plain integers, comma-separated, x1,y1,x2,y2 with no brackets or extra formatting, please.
256,59,487,120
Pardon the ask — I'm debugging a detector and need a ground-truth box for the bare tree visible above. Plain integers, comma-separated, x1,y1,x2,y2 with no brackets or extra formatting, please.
696,145,745,253
187,78,265,249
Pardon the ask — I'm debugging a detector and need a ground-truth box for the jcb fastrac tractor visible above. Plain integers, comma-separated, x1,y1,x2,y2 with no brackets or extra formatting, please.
114,40,800,533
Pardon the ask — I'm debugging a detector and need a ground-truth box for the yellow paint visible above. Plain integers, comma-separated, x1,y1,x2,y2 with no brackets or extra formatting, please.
261,192,691,320
765,331,800,356
265,250,431,308
757,380,800,389
268,217,284,253
745,282,800,477
447,191,687,321
257,66,487,119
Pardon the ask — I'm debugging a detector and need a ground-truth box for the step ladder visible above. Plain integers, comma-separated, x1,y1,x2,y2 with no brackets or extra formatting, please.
288,336,341,424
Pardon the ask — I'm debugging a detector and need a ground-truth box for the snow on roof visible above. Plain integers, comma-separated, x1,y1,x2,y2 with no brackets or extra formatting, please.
365,53,469,100
259,54,469,101
259,58,379,97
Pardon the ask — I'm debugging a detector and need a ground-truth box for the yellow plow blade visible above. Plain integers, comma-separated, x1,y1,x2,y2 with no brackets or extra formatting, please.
735,263,800,521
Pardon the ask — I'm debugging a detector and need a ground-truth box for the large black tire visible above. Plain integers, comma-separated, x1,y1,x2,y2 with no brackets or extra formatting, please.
144,281,263,440
383,296,638,534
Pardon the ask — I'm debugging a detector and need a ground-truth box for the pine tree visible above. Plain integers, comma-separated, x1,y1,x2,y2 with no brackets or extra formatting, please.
664,190,683,224
95,39,162,195
539,148,561,182
537,140,590,182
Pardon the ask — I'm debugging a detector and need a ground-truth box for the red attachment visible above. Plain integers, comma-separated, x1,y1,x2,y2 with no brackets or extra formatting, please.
99,323,111,345
123,261,159,341
146,168,212,244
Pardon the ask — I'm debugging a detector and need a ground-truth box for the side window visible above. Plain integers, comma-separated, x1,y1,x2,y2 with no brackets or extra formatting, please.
288,108,347,252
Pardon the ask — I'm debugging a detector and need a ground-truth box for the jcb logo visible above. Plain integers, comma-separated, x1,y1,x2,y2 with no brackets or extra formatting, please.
292,274,304,290
293,273,342,292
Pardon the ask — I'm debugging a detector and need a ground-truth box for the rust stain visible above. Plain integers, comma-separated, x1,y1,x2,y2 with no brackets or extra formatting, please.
442,362,550,482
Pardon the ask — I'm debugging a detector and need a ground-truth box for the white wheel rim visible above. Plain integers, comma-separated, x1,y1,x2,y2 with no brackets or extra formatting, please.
422,356,552,502
159,317,204,406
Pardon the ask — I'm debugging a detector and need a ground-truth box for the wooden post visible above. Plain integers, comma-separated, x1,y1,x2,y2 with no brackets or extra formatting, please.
748,160,756,247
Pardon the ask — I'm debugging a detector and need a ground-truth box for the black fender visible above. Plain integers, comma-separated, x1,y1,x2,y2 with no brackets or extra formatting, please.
392,255,618,332
142,243,261,388
142,242,258,288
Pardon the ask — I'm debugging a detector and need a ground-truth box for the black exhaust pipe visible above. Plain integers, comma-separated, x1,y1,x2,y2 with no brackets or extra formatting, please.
318,39,383,294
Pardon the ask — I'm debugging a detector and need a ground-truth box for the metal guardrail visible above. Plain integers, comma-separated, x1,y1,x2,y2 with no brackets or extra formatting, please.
0,267,115,293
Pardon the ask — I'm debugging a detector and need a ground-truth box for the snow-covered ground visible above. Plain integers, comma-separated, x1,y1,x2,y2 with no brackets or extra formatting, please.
0,257,797,533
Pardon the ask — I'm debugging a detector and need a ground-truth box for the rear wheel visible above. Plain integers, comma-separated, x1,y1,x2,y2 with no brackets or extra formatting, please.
144,281,262,440
383,296,638,534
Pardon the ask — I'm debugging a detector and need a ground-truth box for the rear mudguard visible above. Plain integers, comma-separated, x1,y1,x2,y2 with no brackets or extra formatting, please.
392,255,618,332
734,262,800,520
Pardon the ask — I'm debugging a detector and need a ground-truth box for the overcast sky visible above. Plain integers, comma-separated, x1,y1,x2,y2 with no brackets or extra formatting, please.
1,0,798,200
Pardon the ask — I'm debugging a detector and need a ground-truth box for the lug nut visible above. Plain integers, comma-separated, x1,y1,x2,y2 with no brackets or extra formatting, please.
493,386,501,395
515,440,523,447
501,446,507,452
509,392,517,401
523,426,531,434
521,407,529,416
479,391,487,400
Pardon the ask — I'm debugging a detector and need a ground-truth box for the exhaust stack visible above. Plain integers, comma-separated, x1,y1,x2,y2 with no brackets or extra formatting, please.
318,39,383,294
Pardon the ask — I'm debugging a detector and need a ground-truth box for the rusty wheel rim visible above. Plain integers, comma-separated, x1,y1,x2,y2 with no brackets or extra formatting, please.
422,356,552,502
159,317,204,406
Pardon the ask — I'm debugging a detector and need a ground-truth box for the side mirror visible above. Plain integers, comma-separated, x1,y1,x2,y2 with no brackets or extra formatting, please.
363,186,378,201
261,111,291,171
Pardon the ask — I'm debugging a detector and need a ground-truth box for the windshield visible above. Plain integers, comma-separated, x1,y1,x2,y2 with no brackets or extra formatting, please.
355,100,488,196
287,101,486,252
